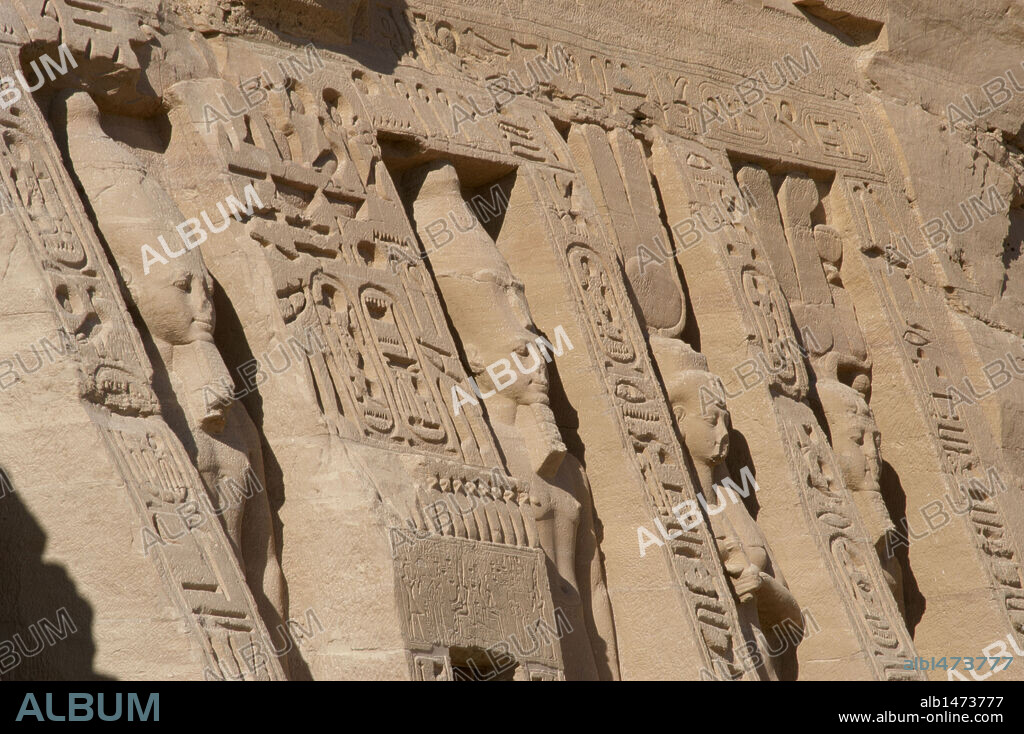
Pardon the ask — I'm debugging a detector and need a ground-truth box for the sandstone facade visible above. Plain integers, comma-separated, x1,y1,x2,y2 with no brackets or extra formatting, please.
0,0,1022,681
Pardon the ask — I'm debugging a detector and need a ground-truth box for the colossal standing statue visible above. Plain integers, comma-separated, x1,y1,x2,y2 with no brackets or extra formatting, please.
56,90,289,664
407,160,619,680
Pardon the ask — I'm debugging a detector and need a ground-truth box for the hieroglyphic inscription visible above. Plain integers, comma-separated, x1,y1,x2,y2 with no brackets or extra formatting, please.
651,133,922,679
0,42,285,680
164,73,507,471
522,163,757,680
777,397,920,680
361,2,879,175
394,535,561,669
846,177,1024,649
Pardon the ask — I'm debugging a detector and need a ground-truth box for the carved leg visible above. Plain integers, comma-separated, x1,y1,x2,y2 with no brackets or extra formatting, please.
575,490,620,680
551,488,583,598
876,537,906,619
238,429,290,675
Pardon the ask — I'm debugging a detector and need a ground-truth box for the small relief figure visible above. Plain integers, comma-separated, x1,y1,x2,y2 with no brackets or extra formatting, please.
817,375,904,616
56,91,290,665
653,336,804,679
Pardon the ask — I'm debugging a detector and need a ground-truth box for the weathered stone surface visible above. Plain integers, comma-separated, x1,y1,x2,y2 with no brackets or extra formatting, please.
0,0,1021,682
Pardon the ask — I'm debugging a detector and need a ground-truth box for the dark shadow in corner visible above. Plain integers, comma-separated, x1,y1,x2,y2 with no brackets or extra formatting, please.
725,426,760,518
792,5,883,47
721,430,800,681
879,459,926,635
235,0,413,76
0,468,111,680
1002,207,1023,269
211,277,313,682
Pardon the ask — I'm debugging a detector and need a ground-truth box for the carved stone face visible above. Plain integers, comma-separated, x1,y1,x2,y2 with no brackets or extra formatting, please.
667,371,730,468
469,324,551,408
830,400,882,495
679,396,730,467
130,258,236,431
133,261,216,347
819,380,882,495
504,331,552,407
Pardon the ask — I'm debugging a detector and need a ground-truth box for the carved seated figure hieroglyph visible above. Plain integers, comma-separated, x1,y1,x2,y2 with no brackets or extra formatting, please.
406,160,619,680
652,336,803,678
56,91,289,658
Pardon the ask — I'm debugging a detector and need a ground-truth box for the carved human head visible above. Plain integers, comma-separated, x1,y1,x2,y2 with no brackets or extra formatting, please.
128,258,217,348
57,91,217,349
653,337,731,468
817,378,882,495
465,322,550,407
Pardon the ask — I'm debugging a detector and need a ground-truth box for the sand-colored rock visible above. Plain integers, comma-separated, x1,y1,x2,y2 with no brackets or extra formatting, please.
0,0,1021,681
